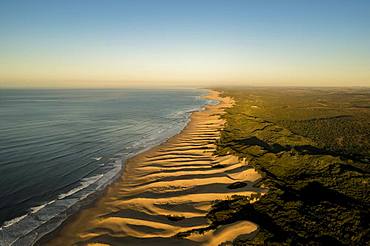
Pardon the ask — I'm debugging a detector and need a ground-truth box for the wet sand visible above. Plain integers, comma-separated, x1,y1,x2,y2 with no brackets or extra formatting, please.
46,90,262,246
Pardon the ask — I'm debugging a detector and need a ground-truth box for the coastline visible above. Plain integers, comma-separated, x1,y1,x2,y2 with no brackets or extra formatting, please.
0,90,209,246
43,90,263,245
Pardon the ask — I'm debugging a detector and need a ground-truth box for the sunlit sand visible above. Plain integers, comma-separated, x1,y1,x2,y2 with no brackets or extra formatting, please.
47,90,262,245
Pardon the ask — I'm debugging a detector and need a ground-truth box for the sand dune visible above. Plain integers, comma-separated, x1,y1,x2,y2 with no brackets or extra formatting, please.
46,90,262,246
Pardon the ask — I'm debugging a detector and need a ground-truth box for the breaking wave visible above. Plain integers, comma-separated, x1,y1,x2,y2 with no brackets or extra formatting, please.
0,90,212,246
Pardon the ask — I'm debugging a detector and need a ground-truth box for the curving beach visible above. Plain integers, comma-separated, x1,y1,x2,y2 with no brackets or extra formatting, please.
2,1,369,244
45,90,262,246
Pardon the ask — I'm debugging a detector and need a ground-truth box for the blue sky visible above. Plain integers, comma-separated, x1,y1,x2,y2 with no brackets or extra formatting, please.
0,0,369,87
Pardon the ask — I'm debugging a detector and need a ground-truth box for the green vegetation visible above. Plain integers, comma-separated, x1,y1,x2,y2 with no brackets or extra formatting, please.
210,87,370,245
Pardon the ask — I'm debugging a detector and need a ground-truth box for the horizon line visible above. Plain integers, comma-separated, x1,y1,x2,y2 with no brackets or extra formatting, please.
1,85,369,90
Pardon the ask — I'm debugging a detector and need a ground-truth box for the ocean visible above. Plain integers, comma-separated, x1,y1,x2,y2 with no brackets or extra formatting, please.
0,88,211,243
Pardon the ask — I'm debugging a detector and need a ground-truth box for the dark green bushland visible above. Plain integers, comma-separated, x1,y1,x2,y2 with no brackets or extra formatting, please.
208,87,370,245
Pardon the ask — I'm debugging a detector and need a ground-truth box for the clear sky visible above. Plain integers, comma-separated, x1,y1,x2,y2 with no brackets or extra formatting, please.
0,0,369,88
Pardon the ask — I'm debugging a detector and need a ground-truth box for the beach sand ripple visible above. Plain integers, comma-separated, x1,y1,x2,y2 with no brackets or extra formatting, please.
46,91,262,246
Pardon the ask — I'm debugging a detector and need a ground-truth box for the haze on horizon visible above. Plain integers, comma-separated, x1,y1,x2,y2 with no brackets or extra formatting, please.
0,0,370,88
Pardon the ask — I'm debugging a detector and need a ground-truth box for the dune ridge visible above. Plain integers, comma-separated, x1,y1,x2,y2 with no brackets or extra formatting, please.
46,90,262,246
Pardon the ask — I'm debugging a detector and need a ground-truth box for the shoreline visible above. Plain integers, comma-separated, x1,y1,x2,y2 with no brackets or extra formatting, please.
43,90,263,246
0,90,209,246
37,90,215,245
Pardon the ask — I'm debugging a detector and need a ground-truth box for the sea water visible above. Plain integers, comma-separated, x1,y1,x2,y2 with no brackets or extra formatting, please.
0,88,212,244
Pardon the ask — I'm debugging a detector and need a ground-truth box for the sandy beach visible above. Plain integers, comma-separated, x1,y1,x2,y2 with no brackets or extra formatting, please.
45,90,262,246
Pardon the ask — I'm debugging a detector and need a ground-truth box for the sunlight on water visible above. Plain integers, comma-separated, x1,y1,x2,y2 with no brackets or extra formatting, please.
0,89,209,226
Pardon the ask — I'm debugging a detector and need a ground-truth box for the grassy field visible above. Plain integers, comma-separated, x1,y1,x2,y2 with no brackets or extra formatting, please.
208,87,370,245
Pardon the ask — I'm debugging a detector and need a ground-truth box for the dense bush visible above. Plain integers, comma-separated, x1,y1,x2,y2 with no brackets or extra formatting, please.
208,87,370,245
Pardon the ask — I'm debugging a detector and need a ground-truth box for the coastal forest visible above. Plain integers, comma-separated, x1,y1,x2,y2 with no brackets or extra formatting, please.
209,87,370,245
